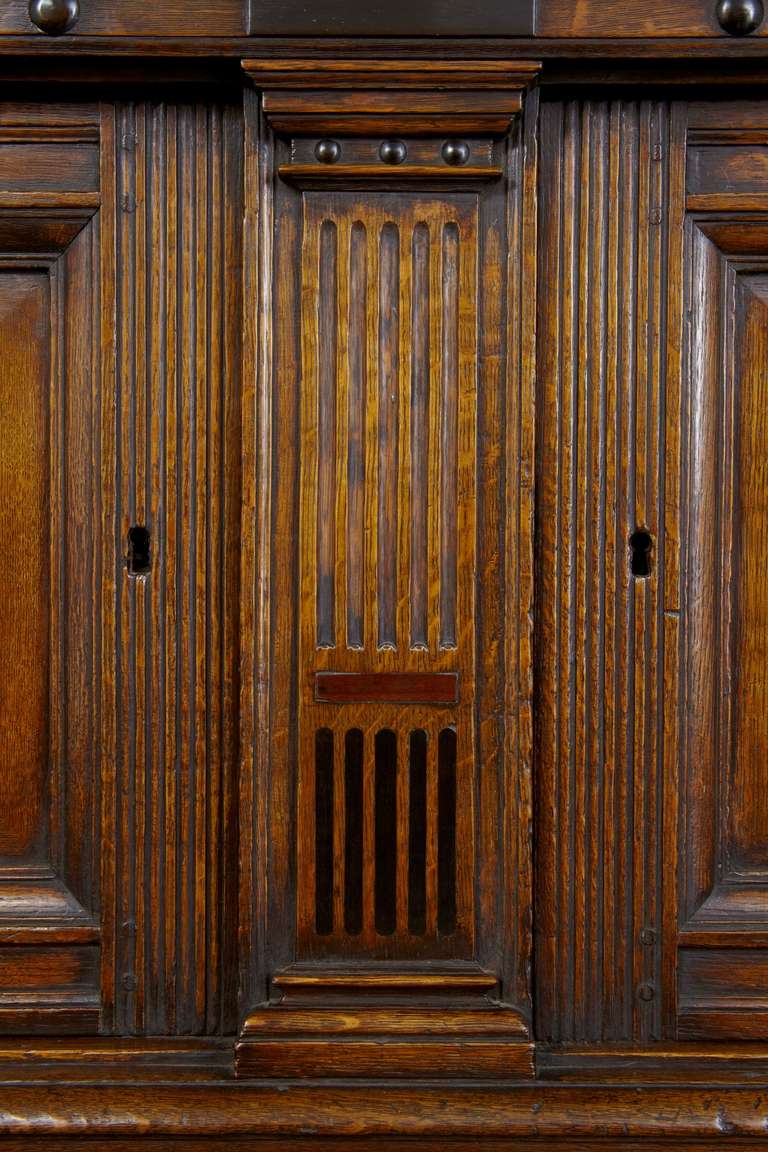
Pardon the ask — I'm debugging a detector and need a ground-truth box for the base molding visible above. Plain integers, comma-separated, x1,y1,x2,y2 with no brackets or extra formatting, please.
236,966,532,1079
1,1080,768,1145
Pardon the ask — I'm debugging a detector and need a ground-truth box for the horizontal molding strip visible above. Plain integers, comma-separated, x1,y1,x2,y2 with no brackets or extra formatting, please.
314,671,459,704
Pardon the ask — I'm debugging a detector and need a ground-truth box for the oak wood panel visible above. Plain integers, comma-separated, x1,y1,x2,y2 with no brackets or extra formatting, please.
537,0,762,37
678,207,768,1038
238,59,536,1077
0,103,106,1036
535,98,685,1043
3,1082,768,1140
99,100,242,1036
296,192,477,959
247,0,534,37
314,672,460,704
0,272,50,862
0,0,243,36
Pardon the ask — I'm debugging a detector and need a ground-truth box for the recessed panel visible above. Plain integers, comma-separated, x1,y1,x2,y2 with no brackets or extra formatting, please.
0,272,49,861
731,275,768,872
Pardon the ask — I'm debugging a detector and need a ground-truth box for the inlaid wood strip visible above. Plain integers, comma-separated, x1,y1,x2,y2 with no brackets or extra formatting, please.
315,671,459,704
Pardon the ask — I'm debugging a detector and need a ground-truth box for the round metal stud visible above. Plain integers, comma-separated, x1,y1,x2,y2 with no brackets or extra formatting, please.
315,139,341,165
442,139,471,167
716,0,764,35
28,0,78,34
379,139,408,166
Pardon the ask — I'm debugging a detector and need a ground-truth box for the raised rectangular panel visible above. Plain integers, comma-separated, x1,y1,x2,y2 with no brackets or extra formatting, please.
678,199,768,1037
0,149,102,1032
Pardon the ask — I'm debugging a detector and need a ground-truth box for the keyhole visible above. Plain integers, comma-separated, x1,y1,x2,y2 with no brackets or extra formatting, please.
629,529,653,578
127,525,151,576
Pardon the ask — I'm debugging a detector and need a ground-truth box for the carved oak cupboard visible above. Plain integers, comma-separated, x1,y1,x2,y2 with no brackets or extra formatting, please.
3,0,768,1147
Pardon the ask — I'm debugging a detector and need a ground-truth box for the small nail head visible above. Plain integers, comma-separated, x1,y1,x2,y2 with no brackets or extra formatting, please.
315,139,341,164
442,140,471,166
379,139,408,166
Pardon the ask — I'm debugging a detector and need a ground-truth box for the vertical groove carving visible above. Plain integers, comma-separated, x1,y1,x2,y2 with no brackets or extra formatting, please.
438,727,458,935
314,728,334,936
317,220,338,649
107,101,242,1035
440,224,459,649
408,729,428,935
344,728,364,934
298,196,477,960
347,222,367,650
410,224,430,650
377,223,400,650
374,729,398,934
536,99,670,1043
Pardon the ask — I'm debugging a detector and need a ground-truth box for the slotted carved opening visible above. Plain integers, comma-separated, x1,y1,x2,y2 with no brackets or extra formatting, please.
375,729,398,934
315,728,334,935
408,729,428,935
310,724,462,946
344,728,364,934
438,727,457,935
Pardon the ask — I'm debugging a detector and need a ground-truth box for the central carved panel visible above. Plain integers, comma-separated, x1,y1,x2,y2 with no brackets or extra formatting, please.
297,193,478,958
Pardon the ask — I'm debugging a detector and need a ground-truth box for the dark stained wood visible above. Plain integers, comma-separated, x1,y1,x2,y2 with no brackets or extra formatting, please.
237,55,536,1079
676,193,768,1040
99,99,242,1036
0,271,50,861
0,0,243,35
5,12,768,1148
535,96,685,1045
315,672,460,704
247,0,534,37
537,0,768,37
0,104,103,1036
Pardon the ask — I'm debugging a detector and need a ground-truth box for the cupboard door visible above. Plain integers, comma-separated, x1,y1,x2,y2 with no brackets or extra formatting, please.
237,58,538,1078
535,98,686,1043
0,97,243,1039
0,106,102,1033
